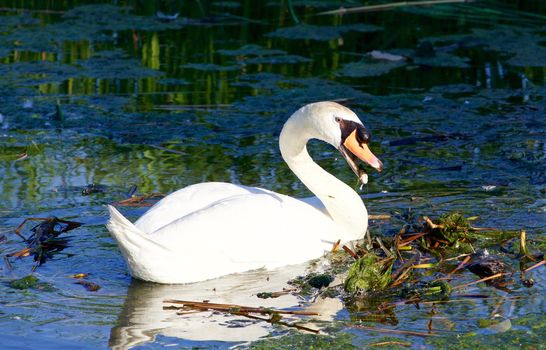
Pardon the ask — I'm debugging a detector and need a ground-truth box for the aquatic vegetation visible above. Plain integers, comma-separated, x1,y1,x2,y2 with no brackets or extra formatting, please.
344,253,393,293
78,50,164,79
9,275,40,289
0,0,544,348
337,60,406,77
9,275,54,291
5,217,82,267
183,62,241,71
423,27,546,67
250,331,356,349
266,23,382,41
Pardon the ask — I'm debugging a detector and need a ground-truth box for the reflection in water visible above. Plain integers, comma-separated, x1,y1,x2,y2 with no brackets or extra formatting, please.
109,263,342,349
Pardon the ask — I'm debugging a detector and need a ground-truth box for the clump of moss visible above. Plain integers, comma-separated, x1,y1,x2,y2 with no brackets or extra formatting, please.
10,275,39,289
344,253,394,294
307,274,334,289
288,272,335,296
426,212,471,244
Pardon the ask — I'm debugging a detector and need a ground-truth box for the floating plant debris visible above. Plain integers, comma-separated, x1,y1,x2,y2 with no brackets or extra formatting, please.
75,280,101,292
112,192,164,207
9,275,39,289
256,288,297,299
344,253,394,293
81,184,107,196
466,250,511,279
274,210,543,335
163,299,319,333
9,275,55,291
6,217,82,267
307,274,334,289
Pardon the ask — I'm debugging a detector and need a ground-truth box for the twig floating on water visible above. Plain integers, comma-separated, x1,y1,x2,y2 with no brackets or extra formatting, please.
163,299,318,316
163,299,319,333
369,214,391,220
113,193,164,207
232,312,319,334
342,245,358,259
447,255,472,276
452,272,508,290
523,259,545,273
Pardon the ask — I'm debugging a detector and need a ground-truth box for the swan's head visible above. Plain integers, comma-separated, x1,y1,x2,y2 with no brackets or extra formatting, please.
292,101,383,182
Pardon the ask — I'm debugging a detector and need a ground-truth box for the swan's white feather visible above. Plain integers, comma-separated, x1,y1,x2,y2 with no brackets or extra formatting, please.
108,189,337,283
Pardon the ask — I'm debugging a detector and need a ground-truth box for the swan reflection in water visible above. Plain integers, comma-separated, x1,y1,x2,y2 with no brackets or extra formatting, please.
109,263,343,349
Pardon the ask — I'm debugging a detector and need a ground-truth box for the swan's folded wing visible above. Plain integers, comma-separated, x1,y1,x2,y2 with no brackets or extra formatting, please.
135,182,276,234
145,192,338,282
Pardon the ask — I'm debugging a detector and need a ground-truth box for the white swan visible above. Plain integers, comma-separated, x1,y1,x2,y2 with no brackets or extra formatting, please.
106,101,383,284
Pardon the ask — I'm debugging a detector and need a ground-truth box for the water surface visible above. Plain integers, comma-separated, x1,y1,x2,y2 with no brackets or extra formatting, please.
0,1,545,349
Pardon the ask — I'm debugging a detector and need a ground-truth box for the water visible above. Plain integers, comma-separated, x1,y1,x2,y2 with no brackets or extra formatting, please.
0,1,545,348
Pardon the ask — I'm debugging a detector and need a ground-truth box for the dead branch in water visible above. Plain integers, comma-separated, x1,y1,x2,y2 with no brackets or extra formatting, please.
163,299,319,333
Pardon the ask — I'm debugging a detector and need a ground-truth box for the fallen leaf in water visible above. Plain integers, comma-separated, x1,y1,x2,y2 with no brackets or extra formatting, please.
75,280,101,292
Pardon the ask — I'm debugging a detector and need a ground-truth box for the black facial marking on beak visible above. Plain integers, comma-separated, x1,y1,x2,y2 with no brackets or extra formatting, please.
336,117,383,182
338,119,371,145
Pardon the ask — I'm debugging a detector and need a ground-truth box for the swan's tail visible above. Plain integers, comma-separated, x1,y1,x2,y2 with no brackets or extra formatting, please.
106,205,170,268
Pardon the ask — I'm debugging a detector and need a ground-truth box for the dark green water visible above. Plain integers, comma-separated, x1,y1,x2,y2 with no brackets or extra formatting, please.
0,1,545,349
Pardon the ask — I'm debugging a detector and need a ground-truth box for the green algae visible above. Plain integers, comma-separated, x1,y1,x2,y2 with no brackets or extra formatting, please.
77,50,163,79
426,327,546,350
9,275,55,292
266,23,382,41
250,331,356,350
337,60,406,77
423,26,546,67
183,62,241,71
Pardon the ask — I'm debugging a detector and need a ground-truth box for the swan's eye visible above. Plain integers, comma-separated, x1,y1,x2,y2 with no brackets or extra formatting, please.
334,116,342,123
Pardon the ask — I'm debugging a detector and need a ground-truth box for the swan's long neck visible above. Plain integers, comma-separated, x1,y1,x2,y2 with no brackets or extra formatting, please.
279,110,368,242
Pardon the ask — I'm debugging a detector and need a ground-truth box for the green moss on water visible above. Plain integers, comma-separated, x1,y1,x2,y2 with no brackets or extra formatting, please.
344,253,393,294
9,275,55,291
9,275,39,289
427,328,546,350
307,274,334,289
250,331,356,350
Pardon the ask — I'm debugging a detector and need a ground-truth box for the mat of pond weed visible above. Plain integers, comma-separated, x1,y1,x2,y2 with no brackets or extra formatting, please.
0,1,544,349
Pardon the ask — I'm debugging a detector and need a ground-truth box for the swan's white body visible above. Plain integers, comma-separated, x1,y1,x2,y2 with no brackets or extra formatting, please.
107,102,381,284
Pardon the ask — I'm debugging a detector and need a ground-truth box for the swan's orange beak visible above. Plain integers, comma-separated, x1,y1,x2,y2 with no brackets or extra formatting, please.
338,121,383,184
343,129,383,172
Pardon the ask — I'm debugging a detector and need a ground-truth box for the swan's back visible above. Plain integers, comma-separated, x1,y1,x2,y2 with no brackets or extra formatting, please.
108,189,340,283
135,182,269,234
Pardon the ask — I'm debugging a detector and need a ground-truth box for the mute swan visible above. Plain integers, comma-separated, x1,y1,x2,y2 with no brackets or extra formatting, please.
107,101,383,284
